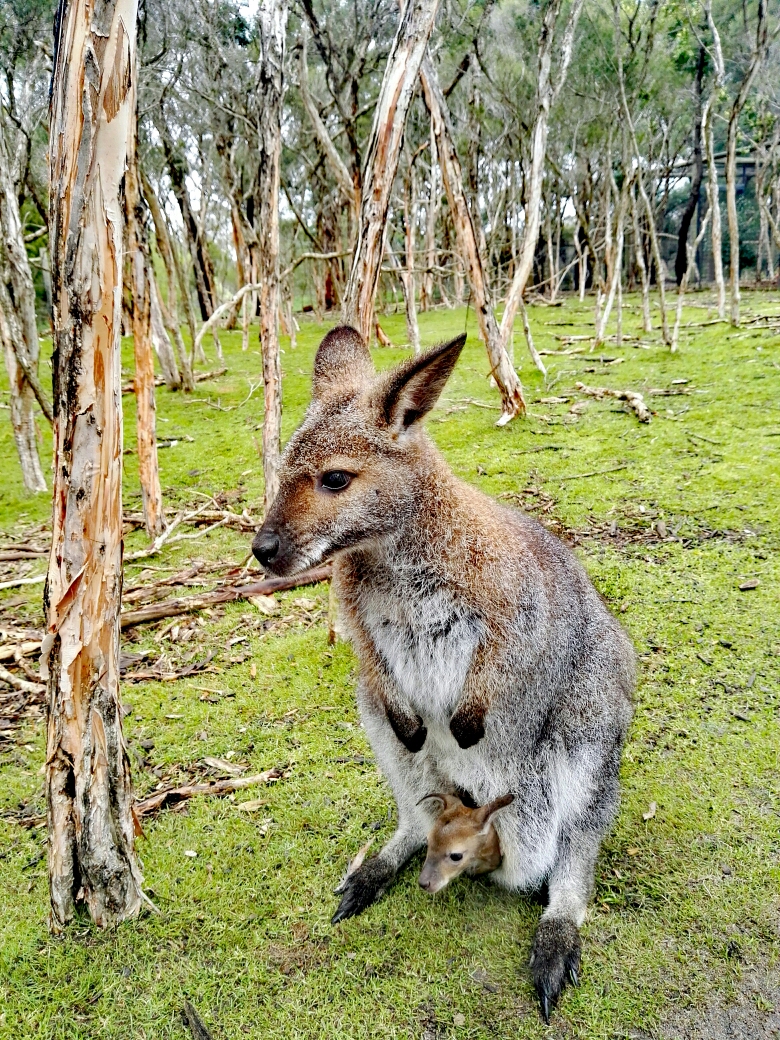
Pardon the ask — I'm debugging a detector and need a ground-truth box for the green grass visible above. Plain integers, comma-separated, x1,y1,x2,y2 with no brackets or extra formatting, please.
0,292,779,1038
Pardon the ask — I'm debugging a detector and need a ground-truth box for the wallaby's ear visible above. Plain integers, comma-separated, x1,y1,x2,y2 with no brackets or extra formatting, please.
377,334,466,433
312,325,374,399
475,793,514,832
417,792,461,816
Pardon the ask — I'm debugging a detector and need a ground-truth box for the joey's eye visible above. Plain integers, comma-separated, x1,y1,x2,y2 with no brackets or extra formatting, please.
449,852,463,862
320,470,353,492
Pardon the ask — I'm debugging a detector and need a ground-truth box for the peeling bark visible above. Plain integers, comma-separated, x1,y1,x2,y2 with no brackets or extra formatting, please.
45,0,145,931
342,0,442,344
420,57,525,423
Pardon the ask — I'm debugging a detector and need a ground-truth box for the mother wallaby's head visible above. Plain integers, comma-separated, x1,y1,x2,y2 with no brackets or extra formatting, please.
252,325,466,576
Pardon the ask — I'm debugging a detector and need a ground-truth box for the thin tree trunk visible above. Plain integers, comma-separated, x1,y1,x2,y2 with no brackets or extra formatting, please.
403,157,420,352
630,186,652,332
141,169,194,389
0,117,48,491
342,0,442,343
420,56,526,423
255,0,288,512
420,119,439,312
45,0,145,932
724,2,770,326
499,0,585,351
703,1,727,319
126,137,165,537
675,47,705,285
299,30,358,225
615,0,669,344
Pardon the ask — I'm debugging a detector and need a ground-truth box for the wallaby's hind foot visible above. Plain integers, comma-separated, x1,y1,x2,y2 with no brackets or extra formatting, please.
332,857,394,924
529,916,582,1023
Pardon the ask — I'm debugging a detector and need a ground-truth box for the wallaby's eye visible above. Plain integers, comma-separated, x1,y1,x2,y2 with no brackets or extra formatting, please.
320,470,353,492
449,852,463,862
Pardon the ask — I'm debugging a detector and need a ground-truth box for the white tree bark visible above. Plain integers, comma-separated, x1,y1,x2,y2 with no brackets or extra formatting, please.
342,0,442,343
126,145,165,538
723,2,770,326
703,1,726,319
45,0,145,931
255,0,288,512
499,0,585,351
420,57,526,422
0,115,48,492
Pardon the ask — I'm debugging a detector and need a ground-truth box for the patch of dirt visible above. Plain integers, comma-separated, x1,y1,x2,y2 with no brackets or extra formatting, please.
657,967,780,1040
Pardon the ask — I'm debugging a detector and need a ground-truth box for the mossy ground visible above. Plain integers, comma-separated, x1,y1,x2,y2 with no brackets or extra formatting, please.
0,293,778,1039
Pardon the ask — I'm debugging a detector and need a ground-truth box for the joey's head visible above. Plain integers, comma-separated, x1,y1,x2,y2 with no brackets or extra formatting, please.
417,792,514,893
252,325,466,575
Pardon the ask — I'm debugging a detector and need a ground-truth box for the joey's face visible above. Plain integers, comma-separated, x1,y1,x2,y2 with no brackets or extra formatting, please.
418,818,486,893
251,325,466,576
252,396,416,575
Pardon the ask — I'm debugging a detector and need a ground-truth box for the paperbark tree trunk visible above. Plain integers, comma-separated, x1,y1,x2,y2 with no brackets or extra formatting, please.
724,1,770,326
615,0,669,345
675,47,705,285
299,30,358,226
342,0,442,344
159,118,218,325
45,0,145,932
255,0,288,512
420,57,526,423
126,146,165,538
499,0,585,351
630,185,652,333
420,119,439,312
0,117,48,492
704,0,726,319
402,158,421,352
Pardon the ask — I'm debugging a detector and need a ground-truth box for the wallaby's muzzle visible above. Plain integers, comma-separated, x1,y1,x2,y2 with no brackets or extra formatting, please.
252,528,281,570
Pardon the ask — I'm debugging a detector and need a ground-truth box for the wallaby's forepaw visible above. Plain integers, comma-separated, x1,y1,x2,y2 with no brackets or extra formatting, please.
332,857,394,924
529,916,582,1024
449,707,485,749
387,708,427,753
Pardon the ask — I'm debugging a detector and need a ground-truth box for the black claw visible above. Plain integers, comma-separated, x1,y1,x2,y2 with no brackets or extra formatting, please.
331,858,393,925
529,916,582,1023
540,991,550,1025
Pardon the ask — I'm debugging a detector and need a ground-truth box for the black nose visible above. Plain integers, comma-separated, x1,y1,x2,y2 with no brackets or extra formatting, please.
253,531,280,568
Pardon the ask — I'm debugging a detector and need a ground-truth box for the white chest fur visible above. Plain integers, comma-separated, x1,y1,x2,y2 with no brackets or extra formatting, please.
359,583,480,723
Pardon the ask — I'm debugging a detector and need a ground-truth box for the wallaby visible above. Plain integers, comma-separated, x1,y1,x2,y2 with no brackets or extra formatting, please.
252,326,635,1022
417,792,514,893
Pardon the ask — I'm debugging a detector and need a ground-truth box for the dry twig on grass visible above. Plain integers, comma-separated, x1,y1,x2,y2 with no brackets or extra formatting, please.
121,367,227,394
120,564,332,628
575,382,652,422
134,767,284,820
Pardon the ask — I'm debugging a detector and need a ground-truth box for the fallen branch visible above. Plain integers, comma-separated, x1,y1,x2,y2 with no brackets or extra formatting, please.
120,564,332,628
575,382,652,422
558,463,628,482
0,549,47,562
134,767,283,818
0,641,41,663
121,368,226,394
0,664,45,695
0,573,46,591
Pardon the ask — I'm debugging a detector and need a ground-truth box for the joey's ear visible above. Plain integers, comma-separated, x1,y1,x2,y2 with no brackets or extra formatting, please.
376,334,466,433
475,793,514,831
417,792,461,815
312,325,374,399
